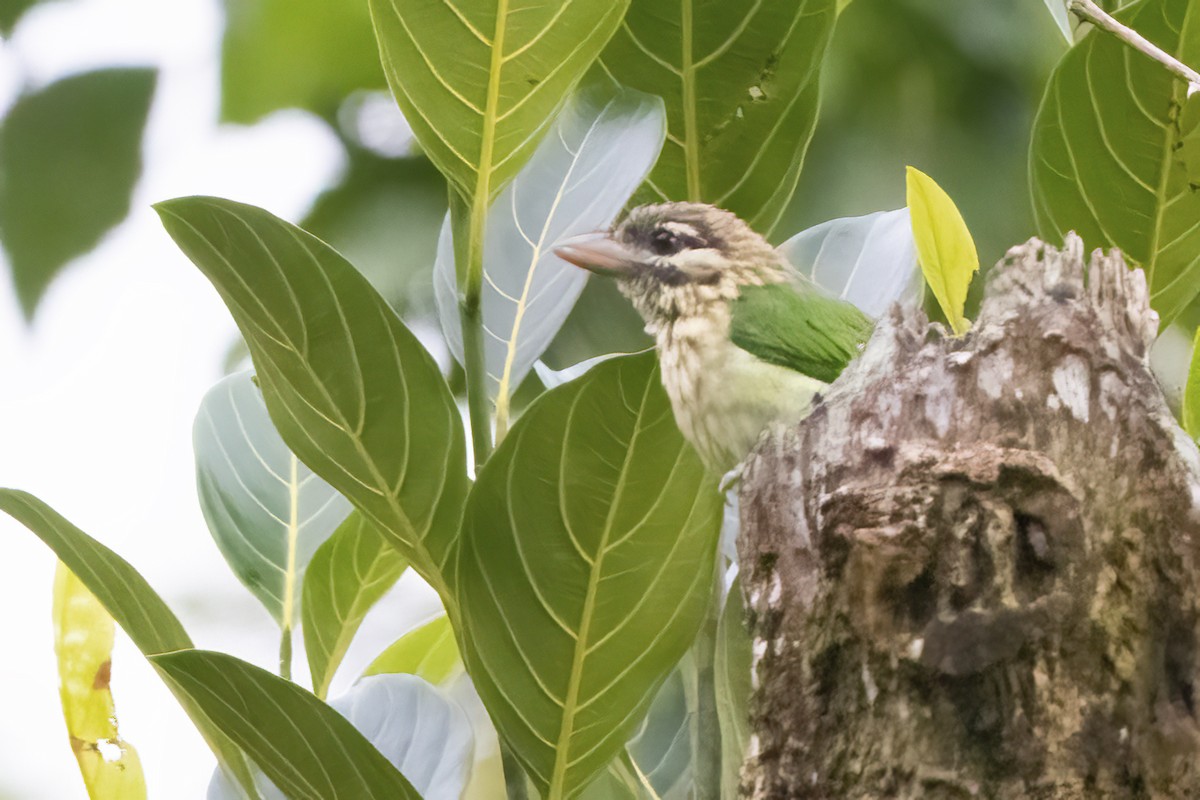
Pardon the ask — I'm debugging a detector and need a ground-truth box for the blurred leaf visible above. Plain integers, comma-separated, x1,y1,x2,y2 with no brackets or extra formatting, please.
433,84,666,424
777,207,921,317
458,351,723,798
0,490,262,799
154,650,420,800
303,152,448,315
220,0,382,123
211,674,478,800
0,0,38,34
1042,0,1073,43
364,614,462,686
194,371,352,627
303,511,407,699
369,0,629,205
1030,0,1200,325
715,582,751,800
542,278,652,369
906,166,978,335
599,0,838,232
156,197,469,600
0,68,156,317
626,657,695,799
1185,326,1200,438
53,563,146,800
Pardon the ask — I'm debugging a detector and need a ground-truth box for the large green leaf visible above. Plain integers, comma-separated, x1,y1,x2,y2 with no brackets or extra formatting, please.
432,83,665,430
714,582,751,800
0,68,156,317
152,650,420,800
302,511,407,699
599,0,838,232
1030,0,1200,325
220,0,383,123
459,351,723,798
0,490,262,799
368,0,630,203
194,371,352,627
156,197,469,600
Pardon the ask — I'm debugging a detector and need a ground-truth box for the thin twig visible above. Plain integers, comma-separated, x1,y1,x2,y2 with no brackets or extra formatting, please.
1069,0,1200,89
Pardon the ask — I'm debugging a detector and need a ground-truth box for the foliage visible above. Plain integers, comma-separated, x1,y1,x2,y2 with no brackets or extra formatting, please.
4,0,1200,798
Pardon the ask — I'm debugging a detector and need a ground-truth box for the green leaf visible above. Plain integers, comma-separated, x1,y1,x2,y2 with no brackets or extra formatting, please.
1030,0,1200,325
715,582,752,800
156,197,469,600
776,208,921,318
432,83,665,428
363,614,462,685
458,351,723,798
1042,0,1073,43
220,0,383,123
0,489,262,799
599,0,838,232
368,0,630,203
626,657,695,799
0,0,39,34
303,511,407,699
195,371,352,627
0,68,156,317
53,563,146,800
151,650,420,800
1185,326,1200,439
906,166,979,335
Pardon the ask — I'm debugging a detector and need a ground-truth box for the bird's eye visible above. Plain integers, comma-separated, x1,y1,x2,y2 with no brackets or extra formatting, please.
650,228,678,256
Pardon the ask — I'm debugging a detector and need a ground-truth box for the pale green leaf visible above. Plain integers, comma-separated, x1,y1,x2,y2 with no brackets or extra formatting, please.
156,197,469,601
0,490,262,799
153,650,420,800
0,68,156,317
364,615,463,686
715,582,752,800
776,208,922,318
303,511,407,699
600,0,838,232
1042,0,1074,43
906,166,979,335
1030,0,1200,325
195,371,352,627
53,563,146,800
432,83,665,422
458,350,723,798
626,657,695,799
369,0,630,202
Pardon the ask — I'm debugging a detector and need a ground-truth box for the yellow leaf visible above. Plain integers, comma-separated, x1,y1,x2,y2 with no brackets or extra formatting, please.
53,562,146,800
906,166,980,335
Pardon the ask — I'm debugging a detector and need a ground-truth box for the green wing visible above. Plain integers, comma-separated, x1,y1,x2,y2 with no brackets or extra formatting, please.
729,281,874,383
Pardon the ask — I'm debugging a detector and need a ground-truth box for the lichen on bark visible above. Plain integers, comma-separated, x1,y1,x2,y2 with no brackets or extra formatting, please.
737,236,1200,799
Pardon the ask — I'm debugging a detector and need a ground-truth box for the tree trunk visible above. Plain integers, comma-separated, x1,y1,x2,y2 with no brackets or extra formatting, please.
736,236,1200,799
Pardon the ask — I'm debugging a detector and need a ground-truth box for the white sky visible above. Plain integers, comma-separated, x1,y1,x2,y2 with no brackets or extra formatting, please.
0,1,443,797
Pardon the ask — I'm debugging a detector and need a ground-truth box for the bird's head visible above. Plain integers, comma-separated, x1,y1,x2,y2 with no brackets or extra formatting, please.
554,202,785,329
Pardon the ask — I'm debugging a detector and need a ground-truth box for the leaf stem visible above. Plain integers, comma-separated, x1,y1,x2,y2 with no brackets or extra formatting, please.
1069,0,1200,88
279,625,292,682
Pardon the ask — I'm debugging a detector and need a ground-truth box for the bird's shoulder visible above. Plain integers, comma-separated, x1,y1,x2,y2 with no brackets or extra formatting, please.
728,273,875,384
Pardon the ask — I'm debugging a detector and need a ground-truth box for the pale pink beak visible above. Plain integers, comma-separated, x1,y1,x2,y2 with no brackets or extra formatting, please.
553,232,636,276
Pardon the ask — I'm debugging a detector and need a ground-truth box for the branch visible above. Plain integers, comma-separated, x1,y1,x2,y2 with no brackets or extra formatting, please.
1070,0,1200,91
737,236,1200,797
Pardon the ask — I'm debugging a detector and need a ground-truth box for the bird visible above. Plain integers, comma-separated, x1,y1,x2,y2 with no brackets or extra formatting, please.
554,202,874,477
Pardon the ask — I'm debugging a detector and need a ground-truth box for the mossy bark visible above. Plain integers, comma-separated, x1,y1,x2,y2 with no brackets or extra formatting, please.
737,237,1200,799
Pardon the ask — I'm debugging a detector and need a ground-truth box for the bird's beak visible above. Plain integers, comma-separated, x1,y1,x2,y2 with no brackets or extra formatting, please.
553,232,636,277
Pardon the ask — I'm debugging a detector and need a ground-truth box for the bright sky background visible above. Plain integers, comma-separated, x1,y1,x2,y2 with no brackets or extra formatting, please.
0,1,443,796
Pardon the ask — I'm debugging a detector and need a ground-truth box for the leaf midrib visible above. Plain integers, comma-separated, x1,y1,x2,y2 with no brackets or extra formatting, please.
548,368,656,798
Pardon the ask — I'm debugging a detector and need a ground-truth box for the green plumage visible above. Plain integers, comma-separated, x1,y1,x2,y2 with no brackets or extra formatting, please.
729,282,875,384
